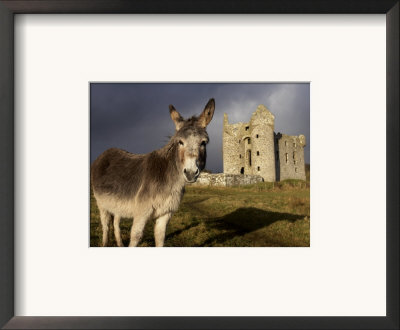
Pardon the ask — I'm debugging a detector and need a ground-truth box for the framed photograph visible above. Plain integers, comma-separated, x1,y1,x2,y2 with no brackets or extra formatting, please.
90,82,310,248
1,1,398,329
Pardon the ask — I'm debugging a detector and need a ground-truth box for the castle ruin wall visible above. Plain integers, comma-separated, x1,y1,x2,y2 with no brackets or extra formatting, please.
191,173,264,187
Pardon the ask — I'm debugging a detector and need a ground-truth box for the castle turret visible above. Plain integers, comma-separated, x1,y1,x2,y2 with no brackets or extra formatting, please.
249,105,276,181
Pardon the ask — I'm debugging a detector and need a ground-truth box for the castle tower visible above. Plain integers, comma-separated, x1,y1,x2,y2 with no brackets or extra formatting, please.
249,105,276,182
276,134,306,181
223,105,276,181
223,105,306,183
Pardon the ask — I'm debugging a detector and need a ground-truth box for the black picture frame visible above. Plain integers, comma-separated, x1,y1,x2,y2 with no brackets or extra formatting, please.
0,1,398,329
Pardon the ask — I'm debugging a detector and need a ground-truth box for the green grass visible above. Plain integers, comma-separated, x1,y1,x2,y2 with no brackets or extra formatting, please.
90,179,310,247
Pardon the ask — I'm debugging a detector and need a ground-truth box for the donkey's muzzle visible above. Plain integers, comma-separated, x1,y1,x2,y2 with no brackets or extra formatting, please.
184,168,200,183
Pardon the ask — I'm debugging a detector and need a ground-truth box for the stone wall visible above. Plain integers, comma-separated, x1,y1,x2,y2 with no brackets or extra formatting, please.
191,173,264,187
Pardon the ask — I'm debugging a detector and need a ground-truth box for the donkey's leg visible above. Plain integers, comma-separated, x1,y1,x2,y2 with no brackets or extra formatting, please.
154,213,172,247
113,215,123,247
129,214,150,247
99,208,112,247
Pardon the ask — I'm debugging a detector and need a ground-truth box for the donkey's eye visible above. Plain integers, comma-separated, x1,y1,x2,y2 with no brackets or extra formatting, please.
179,140,184,146
200,141,207,147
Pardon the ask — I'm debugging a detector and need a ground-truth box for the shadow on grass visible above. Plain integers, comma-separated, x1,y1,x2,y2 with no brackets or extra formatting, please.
91,207,307,247
202,207,306,246
166,220,201,241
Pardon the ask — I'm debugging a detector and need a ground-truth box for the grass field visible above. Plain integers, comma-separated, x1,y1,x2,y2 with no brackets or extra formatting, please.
90,179,310,247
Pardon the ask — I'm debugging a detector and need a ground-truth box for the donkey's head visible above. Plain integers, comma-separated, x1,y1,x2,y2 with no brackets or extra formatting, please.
169,98,215,183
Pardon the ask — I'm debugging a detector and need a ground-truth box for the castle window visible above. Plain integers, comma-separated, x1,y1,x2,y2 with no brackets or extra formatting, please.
245,126,249,131
239,154,242,159
285,153,288,164
240,167,244,174
295,167,298,173
256,134,259,138
247,138,251,144
248,150,252,166
285,141,287,147
293,142,296,148
257,166,260,171
257,151,259,156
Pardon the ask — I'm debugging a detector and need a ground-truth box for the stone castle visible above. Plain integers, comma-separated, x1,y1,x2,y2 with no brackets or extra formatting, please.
193,104,306,187
222,105,306,182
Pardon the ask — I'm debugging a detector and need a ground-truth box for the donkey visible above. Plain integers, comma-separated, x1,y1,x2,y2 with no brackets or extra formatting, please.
91,99,215,247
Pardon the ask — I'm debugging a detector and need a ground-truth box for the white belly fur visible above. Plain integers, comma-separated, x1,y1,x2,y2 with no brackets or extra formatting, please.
93,184,185,220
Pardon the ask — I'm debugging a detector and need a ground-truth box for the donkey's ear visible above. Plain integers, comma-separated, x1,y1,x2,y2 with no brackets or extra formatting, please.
169,104,184,130
198,98,215,128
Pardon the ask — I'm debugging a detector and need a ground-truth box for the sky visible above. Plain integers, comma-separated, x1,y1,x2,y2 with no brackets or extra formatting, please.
90,83,310,173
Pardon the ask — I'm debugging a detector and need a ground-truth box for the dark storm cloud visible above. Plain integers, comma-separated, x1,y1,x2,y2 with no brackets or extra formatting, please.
90,83,310,173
